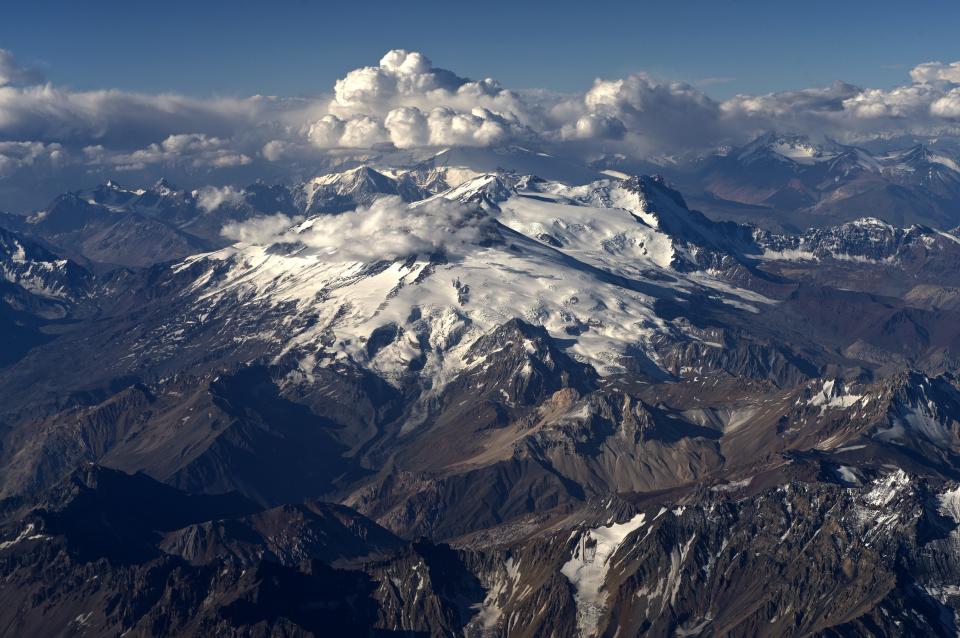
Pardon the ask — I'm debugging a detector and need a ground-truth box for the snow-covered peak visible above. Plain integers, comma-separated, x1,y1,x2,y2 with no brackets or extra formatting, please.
406,145,605,188
171,175,769,389
430,173,517,208
152,178,181,196
0,227,90,301
879,144,960,180
307,166,393,190
299,165,425,214
737,132,846,166
929,153,960,174
846,217,894,229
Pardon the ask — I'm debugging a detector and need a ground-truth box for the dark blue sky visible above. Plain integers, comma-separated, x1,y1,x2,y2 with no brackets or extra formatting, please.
3,0,959,98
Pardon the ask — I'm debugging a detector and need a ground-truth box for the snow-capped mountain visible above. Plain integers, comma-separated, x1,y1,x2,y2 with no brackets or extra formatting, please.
0,151,602,271
0,227,92,364
685,132,960,231
401,145,606,188
733,132,849,167
879,144,960,192
298,166,426,214
755,217,960,263
165,173,772,390
0,226,90,303
0,179,304,269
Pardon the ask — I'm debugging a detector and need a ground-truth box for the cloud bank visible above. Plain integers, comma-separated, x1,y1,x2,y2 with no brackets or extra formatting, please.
4,46,960,208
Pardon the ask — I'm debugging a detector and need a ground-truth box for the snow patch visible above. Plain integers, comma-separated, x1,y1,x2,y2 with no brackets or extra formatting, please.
561,513,647,637
937,485,960,523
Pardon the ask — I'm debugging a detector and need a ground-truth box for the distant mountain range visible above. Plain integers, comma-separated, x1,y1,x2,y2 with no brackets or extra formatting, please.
671,132,960,231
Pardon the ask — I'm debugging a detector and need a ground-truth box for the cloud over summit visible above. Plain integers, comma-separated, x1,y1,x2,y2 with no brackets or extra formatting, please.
221,195,494,263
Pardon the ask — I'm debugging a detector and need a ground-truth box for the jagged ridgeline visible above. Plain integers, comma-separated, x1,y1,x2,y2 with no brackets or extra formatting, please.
3,153,960,636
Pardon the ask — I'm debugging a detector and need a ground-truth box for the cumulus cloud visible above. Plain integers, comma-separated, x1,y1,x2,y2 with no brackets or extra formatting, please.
932,88,960,119
221,196,496,262
5,46,960,209
340,115,389,148
380,105,518,148
717,71,960,142
720,82,857,123
311,49,536,150
328,49,507,117
563,113,627,141
0,140,64,176
911,61,960,84
260,139,290,161
842,85,934,119
306,115,345,148
551,74,726,152
384,107,429,147
220,213,302,244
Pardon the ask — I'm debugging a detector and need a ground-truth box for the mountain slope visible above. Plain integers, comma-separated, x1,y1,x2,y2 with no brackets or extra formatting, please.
0,226,92,364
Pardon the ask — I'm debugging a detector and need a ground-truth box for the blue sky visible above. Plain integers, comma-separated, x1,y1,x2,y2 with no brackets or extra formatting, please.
3,0,958,98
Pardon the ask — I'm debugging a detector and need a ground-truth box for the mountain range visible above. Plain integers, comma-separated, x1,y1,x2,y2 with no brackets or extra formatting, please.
3,140,960,636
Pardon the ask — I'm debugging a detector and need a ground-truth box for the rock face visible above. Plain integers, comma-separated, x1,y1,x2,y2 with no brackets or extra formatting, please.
0,226,93,365
5,165,960,636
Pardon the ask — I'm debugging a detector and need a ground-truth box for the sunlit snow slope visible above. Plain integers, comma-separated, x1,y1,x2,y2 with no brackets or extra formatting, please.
171,175,770,386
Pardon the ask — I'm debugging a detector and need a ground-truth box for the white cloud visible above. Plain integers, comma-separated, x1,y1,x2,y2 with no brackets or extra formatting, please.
553,74,723,149
306,114,346,148
721,82,856,119
0,84,263,149
99,133,252,170
426,107,512,146
717,77,960,142
261,139,289,161
931,88,960,119
379,105,520,149
331,49,474,116
221,212,302,243
0,140,64,176
842,85,937,119
384,106,429,148
195,185,245,212
563,113,626,141
221,195,495,262
308,49,546,154
340,115,389,148
910,61,960,84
